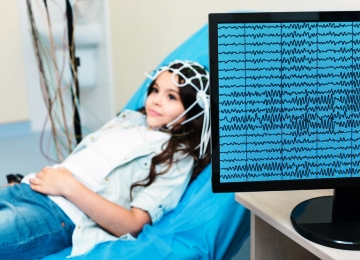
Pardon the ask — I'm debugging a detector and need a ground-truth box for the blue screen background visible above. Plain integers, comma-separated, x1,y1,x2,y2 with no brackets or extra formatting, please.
218,22,360,183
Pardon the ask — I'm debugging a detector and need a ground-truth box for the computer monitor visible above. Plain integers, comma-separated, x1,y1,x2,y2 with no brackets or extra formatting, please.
209,11,360,250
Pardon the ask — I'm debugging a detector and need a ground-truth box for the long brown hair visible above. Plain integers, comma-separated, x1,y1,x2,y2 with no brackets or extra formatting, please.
130,62,211,200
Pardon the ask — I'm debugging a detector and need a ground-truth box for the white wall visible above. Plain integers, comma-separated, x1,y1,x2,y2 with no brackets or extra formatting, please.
108,0,360,114
0,0,29,124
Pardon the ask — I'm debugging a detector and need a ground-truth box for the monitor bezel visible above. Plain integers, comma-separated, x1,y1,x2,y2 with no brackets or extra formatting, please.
209,11,360,193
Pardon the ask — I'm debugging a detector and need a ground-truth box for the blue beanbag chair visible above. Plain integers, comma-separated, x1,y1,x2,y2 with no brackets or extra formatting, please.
43,24,250,260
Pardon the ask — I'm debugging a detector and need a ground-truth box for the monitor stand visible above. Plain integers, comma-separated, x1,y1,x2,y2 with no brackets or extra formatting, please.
291,187,360,250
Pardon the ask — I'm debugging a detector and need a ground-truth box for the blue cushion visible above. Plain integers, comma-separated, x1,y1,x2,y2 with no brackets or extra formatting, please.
43,24,250,260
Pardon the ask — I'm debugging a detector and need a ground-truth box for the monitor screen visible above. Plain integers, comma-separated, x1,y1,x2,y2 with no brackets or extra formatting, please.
209,11,360,193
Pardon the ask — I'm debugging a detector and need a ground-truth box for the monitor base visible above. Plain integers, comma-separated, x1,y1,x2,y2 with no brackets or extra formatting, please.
291,196,360,250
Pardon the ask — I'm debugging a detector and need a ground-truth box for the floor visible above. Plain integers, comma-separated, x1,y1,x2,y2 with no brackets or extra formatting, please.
0,121,50,186
0,121,94,186
232,236,250,260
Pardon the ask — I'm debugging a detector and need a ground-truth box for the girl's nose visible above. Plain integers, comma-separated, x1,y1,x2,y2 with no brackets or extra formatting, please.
153,96,161,106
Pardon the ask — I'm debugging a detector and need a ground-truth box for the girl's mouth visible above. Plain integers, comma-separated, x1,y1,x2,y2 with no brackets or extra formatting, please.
148,109,161,116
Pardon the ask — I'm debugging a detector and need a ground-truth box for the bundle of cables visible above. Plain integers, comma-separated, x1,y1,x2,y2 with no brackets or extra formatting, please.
26,0,82,163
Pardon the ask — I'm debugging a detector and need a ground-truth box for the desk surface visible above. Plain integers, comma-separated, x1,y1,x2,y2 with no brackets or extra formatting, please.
236,189,360,260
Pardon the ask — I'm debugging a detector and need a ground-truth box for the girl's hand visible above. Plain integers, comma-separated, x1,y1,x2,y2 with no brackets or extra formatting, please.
29,167,76,196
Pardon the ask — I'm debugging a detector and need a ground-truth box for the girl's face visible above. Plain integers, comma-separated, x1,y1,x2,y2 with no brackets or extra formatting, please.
146,71,186,129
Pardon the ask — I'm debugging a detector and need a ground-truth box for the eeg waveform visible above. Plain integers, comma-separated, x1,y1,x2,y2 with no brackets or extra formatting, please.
218,22,360,183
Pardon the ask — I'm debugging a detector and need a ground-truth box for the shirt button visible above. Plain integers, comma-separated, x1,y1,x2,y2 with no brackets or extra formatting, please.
78,226,81,229
122,114,126,118
105,177,109,181
90,136,94,141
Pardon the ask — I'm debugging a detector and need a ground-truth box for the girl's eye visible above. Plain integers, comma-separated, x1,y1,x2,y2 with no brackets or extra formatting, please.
152,88,159,93
168,94,176,100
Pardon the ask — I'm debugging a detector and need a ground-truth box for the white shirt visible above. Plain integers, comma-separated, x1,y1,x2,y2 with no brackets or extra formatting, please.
21,110,194,257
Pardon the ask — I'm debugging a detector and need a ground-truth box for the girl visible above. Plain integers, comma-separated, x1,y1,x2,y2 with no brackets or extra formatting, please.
0,60,211,259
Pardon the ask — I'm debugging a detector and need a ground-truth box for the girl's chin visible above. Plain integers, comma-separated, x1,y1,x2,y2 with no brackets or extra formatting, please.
146,120,161,129
147,117,170,129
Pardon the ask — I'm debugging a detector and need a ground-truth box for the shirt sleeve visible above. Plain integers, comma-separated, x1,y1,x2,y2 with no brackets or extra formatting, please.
130,153,194,224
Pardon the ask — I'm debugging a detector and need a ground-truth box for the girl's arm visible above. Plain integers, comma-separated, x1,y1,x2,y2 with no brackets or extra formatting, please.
29,167,151,237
